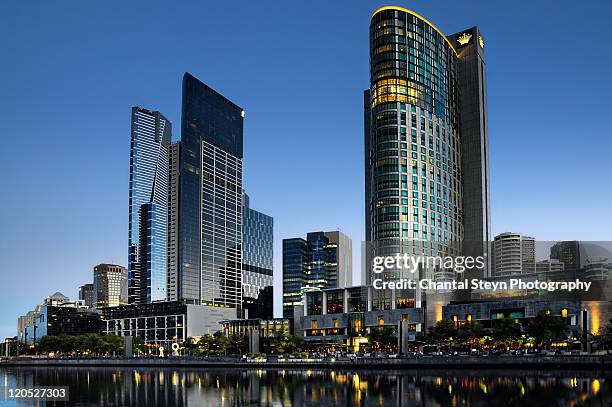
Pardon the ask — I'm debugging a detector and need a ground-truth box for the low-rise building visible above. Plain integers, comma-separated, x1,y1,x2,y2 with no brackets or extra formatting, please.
300,286,424,348
22,302,101,345
101,301,235,348
442,298,581,329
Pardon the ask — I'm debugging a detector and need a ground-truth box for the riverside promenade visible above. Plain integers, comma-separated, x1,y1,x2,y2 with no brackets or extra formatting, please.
3,355,611,370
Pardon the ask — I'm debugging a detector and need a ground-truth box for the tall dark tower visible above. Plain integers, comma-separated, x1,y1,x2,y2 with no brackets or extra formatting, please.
178,73,244,312
365,7,491,283
447,27,491,276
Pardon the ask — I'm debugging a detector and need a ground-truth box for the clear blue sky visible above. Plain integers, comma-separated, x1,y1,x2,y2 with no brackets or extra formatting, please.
1,0,611,339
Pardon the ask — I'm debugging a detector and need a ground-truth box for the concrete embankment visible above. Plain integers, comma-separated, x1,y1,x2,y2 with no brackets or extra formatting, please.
2,356,610,370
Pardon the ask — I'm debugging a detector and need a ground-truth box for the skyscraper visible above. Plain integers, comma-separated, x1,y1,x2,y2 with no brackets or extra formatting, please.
167,142,180,301
364,7,491,283
93,264,128,308
178,73,244,312
447,26,491,273
282,231,352,319
242,193,274,319
78,283,94,308
550,241,582,271
128,107,171,304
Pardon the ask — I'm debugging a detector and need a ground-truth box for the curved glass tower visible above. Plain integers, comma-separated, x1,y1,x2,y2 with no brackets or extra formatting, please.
365,7,489,283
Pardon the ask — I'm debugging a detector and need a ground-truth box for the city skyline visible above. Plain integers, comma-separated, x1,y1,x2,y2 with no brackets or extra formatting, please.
2,1,612,339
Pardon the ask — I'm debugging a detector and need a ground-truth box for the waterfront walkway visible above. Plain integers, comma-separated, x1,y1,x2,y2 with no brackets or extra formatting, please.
3,355,610,369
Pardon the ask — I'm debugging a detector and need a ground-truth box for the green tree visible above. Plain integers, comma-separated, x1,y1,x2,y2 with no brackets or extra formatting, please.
368,327,396,352
272,326,302,355
198,334,214,355
132,337,145,356
227,333,248,355
210,331,229,355
78,333,104,355
491,318,522,348
427,319,457,346
182,337,198,355
102,335,124,355
457,321,486,348
37,336,60,354
525,310,568,349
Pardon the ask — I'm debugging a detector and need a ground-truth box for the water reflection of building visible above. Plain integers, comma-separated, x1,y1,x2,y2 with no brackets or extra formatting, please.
5,368,607,406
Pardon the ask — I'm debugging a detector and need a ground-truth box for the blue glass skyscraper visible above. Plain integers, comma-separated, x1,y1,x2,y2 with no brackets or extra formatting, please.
242,193,273,319
282,231,352,319
128,107,171,304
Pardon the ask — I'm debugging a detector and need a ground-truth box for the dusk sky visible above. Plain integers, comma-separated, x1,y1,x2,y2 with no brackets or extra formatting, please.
1,0,611,339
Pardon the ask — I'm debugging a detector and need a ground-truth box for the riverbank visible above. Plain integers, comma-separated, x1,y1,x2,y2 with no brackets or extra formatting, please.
3,355,611,369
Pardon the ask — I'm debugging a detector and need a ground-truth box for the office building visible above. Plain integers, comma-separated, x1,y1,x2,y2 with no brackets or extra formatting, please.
93,264,128,308
550,241,582,271
78,283,94,308
325,231,353,288
583,257,611,281
536,259,565,273
23,304,101,345
19,293,98,344
282,231,352,319
167,142,180,301
364,7,491,284
101,301,234,347
178,73,243,312
242,193,274,319
492,232,535,276
301,286,424,349
128,107,171,304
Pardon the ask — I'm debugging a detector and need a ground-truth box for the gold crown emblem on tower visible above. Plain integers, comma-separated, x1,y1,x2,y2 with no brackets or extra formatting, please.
457,33,472,45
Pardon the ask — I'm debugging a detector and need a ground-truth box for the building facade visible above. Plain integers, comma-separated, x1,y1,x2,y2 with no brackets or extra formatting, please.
78,283,94,308
536,259,565,273
492,232,535,276
167,142,180,301
300,286,424,346
128,107,171,304
23,305,101,345
364,7,491,284
550,241,582,271
178,73,244,312
19,293,99,345
101,301,235,348
93,264,128,308
242,193,273,319
282,231,352,319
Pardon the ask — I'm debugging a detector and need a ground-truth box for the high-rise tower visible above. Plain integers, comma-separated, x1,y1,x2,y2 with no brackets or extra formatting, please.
365,7,490,283
178,73,244,312
128,107,171,304
282,231,352,319
242,193,274,319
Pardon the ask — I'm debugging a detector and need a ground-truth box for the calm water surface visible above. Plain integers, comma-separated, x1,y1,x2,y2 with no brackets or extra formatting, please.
0,366,609,406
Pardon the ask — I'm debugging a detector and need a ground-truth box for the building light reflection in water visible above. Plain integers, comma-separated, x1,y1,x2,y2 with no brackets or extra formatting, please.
0,367,609,405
